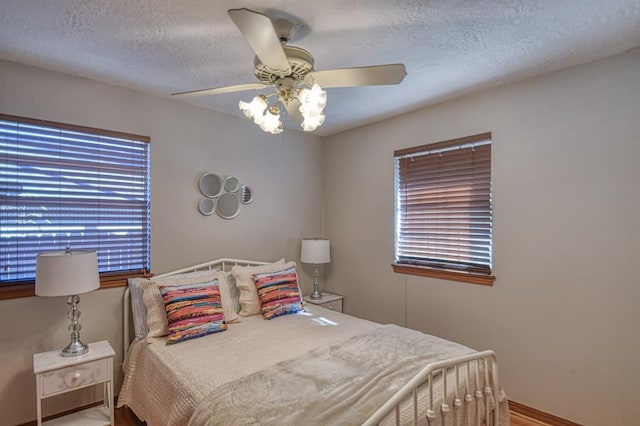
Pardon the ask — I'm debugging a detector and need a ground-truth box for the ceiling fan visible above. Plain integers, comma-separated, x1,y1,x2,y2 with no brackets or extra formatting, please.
172,8,407,134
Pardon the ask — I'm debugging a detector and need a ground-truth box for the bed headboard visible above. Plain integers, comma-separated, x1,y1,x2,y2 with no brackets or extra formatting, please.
123,258,269,354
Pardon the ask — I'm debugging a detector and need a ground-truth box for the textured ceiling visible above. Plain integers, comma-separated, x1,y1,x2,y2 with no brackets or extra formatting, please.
0,0,639,136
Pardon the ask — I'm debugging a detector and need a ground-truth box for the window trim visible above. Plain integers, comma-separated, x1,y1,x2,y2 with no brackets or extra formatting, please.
0,114,151,144
392,132,494,286
0,113,151,299
391,263,494,285
0,270,153,300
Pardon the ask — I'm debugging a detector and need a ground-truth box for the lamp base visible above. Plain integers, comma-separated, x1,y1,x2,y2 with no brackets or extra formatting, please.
61,294,89,357
61,339,89,357
309,290,323,300
309,264,322,300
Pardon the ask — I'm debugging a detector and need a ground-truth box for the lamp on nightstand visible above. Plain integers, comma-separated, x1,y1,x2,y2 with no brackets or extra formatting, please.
301,238,330,300
36,248,100,357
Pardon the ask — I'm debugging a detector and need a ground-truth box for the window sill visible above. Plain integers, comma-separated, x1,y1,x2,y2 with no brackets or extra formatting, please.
392,263,495,286
0,271,151,300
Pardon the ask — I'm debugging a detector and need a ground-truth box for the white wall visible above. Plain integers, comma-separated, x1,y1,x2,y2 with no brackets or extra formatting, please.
322,51,640,425
0,59,324,425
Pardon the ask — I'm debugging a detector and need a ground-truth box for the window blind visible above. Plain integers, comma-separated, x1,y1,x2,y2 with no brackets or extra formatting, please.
0,114,150,284
394,133,492,275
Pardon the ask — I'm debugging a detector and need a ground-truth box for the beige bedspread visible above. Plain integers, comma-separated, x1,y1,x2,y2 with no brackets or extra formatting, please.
118,306,382,425
188,324,496,426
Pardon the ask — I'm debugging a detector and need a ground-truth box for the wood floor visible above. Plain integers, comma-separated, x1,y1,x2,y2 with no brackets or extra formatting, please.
115,405,145,425
114,405,550,425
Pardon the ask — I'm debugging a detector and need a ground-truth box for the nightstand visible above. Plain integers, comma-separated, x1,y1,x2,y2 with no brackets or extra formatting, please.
304,292,344,313
33,340,115,426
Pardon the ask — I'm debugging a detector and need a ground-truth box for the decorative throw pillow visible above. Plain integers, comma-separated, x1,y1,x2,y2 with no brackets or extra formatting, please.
159,280,227,344
253,265,303,320
141,270,239,343
230,259,286,316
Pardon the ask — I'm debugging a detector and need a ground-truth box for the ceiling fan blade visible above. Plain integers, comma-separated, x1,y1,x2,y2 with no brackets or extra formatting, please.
172,82,270,98
284,98,304,125
305,64,407,88
228,8,292,76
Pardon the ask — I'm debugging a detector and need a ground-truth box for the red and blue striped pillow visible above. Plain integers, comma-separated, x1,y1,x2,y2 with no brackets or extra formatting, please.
253,266,303,320
159,279,227,344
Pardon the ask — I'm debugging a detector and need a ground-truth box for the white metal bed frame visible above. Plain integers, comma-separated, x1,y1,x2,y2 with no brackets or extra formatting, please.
122,258,502,426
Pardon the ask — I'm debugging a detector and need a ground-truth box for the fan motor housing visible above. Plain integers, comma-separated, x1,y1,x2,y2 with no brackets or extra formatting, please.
254,45,314,83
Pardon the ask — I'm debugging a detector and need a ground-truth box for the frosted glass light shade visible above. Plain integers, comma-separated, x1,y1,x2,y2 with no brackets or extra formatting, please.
301,113,325,132
36,250,100,296
259,106,283,134
300,239,331,264
239,95,267,120
298,84,327,110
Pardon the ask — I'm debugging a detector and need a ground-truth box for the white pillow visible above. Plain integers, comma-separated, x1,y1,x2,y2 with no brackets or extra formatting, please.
128,277,150,340
226,273,241,314
141,270,240,343
230,259,291,316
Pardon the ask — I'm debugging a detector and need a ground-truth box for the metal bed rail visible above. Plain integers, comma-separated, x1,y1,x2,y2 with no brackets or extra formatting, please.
362,350,501,426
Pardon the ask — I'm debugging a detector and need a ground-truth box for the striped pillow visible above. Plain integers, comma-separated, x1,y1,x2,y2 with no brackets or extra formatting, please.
159,279,227,344
253,266,303,320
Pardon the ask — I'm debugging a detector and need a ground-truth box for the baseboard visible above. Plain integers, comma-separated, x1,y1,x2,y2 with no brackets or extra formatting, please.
509,400,582,426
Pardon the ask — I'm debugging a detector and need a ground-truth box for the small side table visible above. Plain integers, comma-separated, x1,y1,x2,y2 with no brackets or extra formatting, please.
33,340,115,426
304,292,344,313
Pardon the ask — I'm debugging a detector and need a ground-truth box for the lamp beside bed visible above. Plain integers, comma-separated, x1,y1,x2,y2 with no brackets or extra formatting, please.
35,248,100,356
300,237,330,300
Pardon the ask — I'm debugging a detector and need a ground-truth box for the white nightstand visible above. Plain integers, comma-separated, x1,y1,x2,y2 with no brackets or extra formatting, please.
304,292,344,313
33,340,115,426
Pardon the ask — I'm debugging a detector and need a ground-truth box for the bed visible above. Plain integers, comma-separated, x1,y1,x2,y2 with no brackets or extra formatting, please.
117,258,509,425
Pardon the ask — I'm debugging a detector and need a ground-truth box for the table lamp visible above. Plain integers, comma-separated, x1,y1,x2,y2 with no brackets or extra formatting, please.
300,238,330,300
36,249,100,357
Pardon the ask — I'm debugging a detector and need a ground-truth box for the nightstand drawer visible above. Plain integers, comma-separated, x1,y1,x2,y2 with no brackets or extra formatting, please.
41,358,109,396
304,293,344,313
321,299,343,312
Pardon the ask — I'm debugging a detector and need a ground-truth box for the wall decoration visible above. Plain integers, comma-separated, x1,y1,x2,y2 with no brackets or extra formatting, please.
239,185,254,204
197,172,253,219
197,198,216,216
198,173,223,198
216,192,240,219
223,176,240,193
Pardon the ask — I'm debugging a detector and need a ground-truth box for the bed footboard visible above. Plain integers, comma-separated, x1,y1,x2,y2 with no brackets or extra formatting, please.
362,350,501,426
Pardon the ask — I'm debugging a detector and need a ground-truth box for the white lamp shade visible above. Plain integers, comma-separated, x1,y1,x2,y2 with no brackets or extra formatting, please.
35,250,100,297
300,239,331,264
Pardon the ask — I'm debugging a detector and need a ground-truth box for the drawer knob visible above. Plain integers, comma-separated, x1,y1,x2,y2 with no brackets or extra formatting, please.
328,305,334,310
64,370,82,387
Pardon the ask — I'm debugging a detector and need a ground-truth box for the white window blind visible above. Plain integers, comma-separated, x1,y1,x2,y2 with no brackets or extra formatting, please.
394,133,492,275
0,114,150,284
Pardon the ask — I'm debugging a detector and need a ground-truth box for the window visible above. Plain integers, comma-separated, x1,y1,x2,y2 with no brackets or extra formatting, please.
0,114,151,299
393,132,493,285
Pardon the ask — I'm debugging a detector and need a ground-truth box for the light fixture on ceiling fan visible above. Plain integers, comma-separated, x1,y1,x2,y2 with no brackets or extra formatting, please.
172,8,407,134
238,77,327,134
